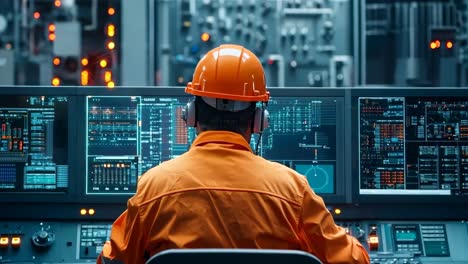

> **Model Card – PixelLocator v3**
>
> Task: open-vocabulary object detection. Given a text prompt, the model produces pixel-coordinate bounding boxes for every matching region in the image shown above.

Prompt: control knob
[31,225,55,248]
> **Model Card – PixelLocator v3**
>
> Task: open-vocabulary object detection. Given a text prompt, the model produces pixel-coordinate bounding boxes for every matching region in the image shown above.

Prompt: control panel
[338,221,468,264]
[0,221,467,263]
[0,222,112,263]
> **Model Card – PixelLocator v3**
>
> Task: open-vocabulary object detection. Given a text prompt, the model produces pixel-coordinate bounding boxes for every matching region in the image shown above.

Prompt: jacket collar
[191,131,253,152]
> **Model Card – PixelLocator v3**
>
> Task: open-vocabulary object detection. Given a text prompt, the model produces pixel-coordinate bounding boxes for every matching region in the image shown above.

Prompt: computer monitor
[353,88,468,203]
[0,94,69,193]
[254,97,339,194]
[84,88,345,200]
[85,95,194,194]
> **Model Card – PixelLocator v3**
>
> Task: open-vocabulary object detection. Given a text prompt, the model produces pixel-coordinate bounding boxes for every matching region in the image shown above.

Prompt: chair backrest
[145,249,323,264]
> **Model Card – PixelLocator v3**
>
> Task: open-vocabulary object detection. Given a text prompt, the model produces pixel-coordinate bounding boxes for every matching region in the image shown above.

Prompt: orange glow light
[0,237,8,246]
[81,58,89,66]
[48,33,56,41]
[108,7,116,16]
[201,32,211,42]
[53,57,61,66]
[368,236,379,244]
[104,71,112,82]
[107,81,115,88]
[107,41,115,50]
[99,59,108,68]
[52,77,60,86]
[54,0,62,7]
[11,237,21,246]
[88,208,95,215]
[107,24,115,37]
[33,12,40,19]
[435,40,441,48]
[334,208,342,215]
[446,41,453,49]
[81,70,89,86]
[48,24,56,32]
[430,41,437,50]
[80,209,87,215]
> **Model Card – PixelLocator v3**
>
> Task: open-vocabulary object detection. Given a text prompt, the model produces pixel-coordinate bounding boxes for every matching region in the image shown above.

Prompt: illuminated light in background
[5,43,12,50]
[107,41,115,50]
[107,81,115,88]
[429,41,437,50]
[99,59,108,68]
[81,70,89,86]
[334,208,342,215]
[81,58,89,66]
[80,209,87,215]
[88,209,95,215]
[33,12,40,19]
[52,77,60,86]
[54,0,62,7]
[53,57,61,66]
[104,71,112,82]
[108,7,116,16]
[177,76,184,84]
[48,33,56,41]
[201,32,211,42]
[107,24,115,37]
[48,24,56,32]
[183,21,191,28]
[446,41,453,49]
[435,40,441,48]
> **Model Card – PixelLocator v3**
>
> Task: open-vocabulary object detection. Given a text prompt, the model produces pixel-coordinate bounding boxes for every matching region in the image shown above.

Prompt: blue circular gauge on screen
[295,164,334,194]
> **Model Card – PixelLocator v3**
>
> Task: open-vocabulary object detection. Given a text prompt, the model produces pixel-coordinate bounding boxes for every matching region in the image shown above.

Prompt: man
[97,44,370,264]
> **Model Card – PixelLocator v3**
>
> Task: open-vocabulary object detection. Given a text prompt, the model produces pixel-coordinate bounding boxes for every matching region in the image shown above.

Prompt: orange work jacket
[97,131,370,264]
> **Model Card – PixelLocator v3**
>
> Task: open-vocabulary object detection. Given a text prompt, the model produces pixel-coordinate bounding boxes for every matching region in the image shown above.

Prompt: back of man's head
[195,96,256,134]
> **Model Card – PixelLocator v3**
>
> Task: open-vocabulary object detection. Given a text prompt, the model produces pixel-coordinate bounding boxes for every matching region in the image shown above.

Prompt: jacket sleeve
[298,186,370,264]
[96,198,147,264]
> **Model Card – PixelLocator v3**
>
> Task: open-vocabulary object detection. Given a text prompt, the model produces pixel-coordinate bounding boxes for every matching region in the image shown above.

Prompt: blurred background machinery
[0,0,467,87]
[360,0,468,87]
[156,0,353,87]
[0,0,120,87]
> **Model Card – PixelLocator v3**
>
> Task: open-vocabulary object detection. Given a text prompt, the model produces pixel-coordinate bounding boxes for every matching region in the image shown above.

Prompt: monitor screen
[86,95,339,195]
[86,96,194,194]
[359,96,468,196]
[255,97,338,194]
[0,96,69,192]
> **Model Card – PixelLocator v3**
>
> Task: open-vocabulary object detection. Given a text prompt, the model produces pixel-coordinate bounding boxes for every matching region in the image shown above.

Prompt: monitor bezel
[350,87,468,204]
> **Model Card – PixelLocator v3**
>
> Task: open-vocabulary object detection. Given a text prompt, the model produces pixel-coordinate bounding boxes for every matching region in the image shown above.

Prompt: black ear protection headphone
[182,97,269,134]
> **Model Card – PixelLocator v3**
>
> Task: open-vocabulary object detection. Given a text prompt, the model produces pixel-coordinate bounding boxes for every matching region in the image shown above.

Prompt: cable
[255,133,262,155]
[255,102,267,155]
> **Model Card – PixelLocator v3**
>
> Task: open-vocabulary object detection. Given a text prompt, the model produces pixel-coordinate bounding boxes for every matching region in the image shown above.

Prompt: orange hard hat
[185,44,270,102]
